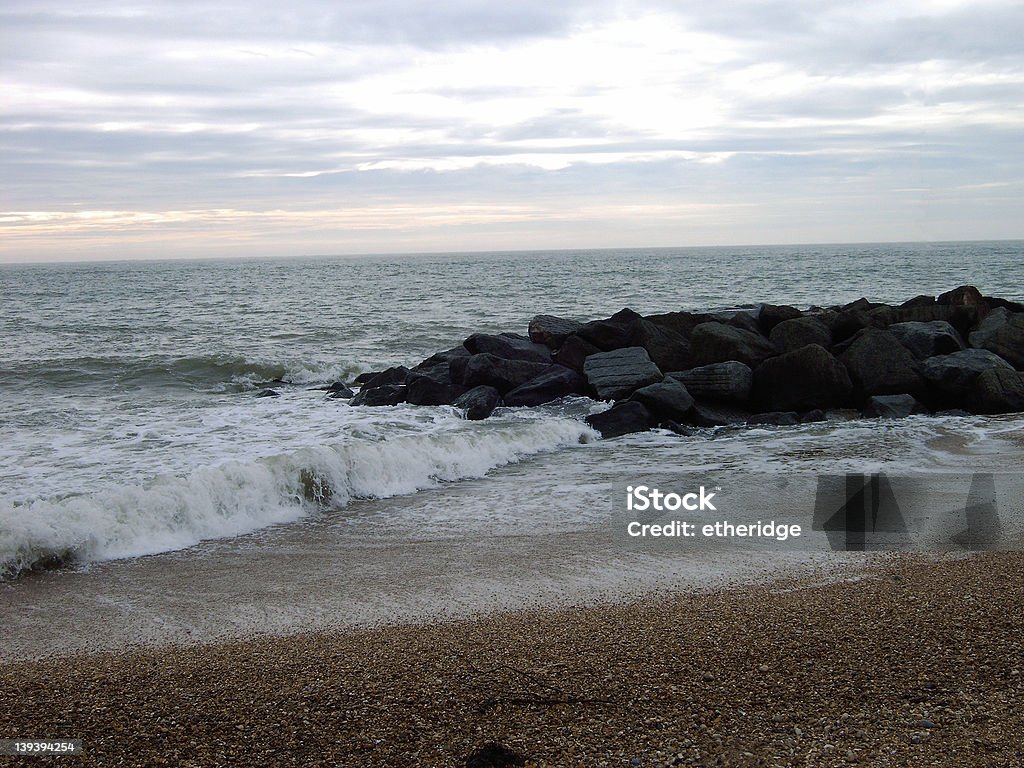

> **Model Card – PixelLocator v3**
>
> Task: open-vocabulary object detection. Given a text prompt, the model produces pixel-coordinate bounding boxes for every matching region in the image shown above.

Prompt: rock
[800,409,827,422]
[717,310,762,335]
[553,334,602,372]
[628,317,691,372]
[461,354,552,394]
[770,316,832,354]
[576,308,642,351]
[690,321,777,368]
[969,368,1024,414]
[503,365,585,406]
[863,394,928,419]
[352,371,379,386]
[644,310,705,339]
[974,311,1024,369]
[686,401,752,427]
[968,307,1011,349]
[747,411,800,426]
[463,332,552,363]
[405,368,467,406]
[921,349,1014,400]
[888,321,965,359]
[669,361,753,403]
[584,401,653,438]
[891,303,978,336]
[583,346,663,400]
[901,294,936,308]
[839,329,923,397]
[326,383,355,399]
[938,285,985,308]
[628,377,695,421]
[256,389,280,398]
[350,384,407,406]
[758,304,803,334]
[412,346,470,373]
[829,308,873,344]
[754,344,853,411]
[362,366,411,389]
[453,385,501,420]
[528,315,582,348]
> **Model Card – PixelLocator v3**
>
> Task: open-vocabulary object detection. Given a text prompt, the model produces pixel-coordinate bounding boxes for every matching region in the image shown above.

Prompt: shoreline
[3,552,1022,767]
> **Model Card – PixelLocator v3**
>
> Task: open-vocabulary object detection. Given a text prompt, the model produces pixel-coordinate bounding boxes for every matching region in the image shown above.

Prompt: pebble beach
[2,551,1021,767]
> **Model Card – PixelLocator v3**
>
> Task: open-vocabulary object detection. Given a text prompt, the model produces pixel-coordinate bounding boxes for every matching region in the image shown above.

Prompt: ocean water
[1,241,1023,584]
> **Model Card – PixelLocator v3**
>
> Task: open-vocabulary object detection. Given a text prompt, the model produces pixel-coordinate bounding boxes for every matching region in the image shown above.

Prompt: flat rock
[528,315,583,349]
[669,361,753,403]
[628,377,695,421]
[584,401,652,438]
[689,321,777,368]
[503,365,585,406]
[863,394,928,419]
[583,346,663,401]
[969,368,1024,414]
[770,316,832,355]
[464,332,552,363]
[888,321,965,359]
[453,385,501,420]
[839,328,923,397]
[754,343,853,411]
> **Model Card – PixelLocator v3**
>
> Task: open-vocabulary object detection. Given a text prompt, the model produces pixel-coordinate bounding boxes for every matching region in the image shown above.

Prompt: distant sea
[2,241,1023,582]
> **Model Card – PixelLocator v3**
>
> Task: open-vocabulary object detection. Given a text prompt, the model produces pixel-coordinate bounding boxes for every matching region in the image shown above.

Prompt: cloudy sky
[2,0,1022,261]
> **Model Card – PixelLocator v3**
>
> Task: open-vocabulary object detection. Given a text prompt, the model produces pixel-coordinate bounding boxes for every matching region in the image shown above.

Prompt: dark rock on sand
[463,333,552,364]
[628,317,690,372]
[969,368,1024,414]
[453,385,501,420]
[553,334,602,373]
[583,346,663,400]
[689,321,777,368]
[888,321,965,359]
[528,315,583,349]
[584,401,653,438]
[350,384,407,406]
[576,308,642,351]
[863,394,928,419]
[770,316,832,355]
[669,361,753,403]
[460,354,552,394]
[754,343,853,411]
[363,366,411,389]
[503,365,585,406]
[839,328,923,397]
[921,349,1014,400]
[628,377,695,421]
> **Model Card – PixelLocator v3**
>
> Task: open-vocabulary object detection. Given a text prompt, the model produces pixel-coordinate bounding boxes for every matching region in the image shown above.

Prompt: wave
[0,416,596,579]
[0,354,363,392]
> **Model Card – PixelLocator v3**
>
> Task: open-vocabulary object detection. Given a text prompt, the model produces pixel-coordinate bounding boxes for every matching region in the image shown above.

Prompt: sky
[1,0,1023,262]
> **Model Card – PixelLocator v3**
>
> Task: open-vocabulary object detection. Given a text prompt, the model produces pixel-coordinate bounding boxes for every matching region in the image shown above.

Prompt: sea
[2,241,1023,658]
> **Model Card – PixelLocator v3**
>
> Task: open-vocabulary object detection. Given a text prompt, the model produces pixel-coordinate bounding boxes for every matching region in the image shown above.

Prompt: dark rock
[628,377,695,421]
[326,383,355,399]
[463,332,552,363]
[644,310,705,338]
[363,366,411,389]
[256,389,280,398]
[888,321,965,359]
[754,344,853,411]
[839,328,923,397]
[669,361,753,403]
[553,334,601,373]
[891,303,978,336]
[413,346,470,372]
[968,307,1010,349]
[350,384,407,406]
[405,368,468,406]
[689,321,777,368]
[799,409,827,422]
[770,316,832,354]
[935,409,971,417]
[969,368,1024,414]
[453,385,501,420]
[758,304,803,334]
[528,315,583,348]
[863,394,929,419]
[747,411,800,426]
[938,285,986,308]
[717,310,762,335]
[686,401,752,427]
[921,349,1014,400]
[901,294,936,308]
[973,311,1024,369]
[461,354,552,394]
[576,308,642,351]
[628,317,690,372]
[829,308,873,344]
[583,346,663,400]
[503,365,585,406]
[660,420,700,436]
[584,401,653,438]
[465,741,526,768]
[352,372,379,386]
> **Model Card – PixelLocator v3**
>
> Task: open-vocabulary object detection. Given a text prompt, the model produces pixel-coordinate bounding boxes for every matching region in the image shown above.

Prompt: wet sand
[2,552,1022,767]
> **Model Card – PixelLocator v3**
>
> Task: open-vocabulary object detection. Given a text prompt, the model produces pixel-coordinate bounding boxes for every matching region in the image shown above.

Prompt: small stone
[916,719,935,729]
[910,734,922,745]
[758,664,771,673]
[701,673,715,682]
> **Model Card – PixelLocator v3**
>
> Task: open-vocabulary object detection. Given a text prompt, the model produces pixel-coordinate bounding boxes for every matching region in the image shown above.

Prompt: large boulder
[362,366,411,389]
[453,386,501,420]
[463,333,552,363]
[838,328,923,398]
[829,308,873,344]
[968,307,1011,349]
[689,322,777,368]
[669,361,753,403]
[628,377,695,421]
[628,318,691,372]
[753,344,853,411]
[350,384,407,406]
[969,368,1024,414]
[553,334,602,373]
[686,401,753,427]
[890,303,978,336]
[528,315,583,349]
[413,346,470,372]
[888,321,965,359]
[863,394,928,419]
[503,365,585,406]
[758,304,803,334]
[460,354,552,394]
[583,346,663,401]
[973,311,1024,370]
[921,349,1014,401]
[644,310,705,339]
[585,401,653,438]
[405,369,468,406]
[576,308,642,351]
[770,316,832,355]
